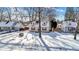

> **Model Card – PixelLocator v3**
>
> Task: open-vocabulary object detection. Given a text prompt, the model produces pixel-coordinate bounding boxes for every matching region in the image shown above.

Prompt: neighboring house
[61,21,77,32]
[0,21,24,31]
[15,22,25,31]
[0,21,15,31]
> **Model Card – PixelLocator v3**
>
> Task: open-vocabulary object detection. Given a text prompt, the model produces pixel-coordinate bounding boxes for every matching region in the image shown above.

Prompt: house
[15,22,25,31]
[0,21,15,31]
[56,23,62,32]
[0,21,24,31]
[29,15,52,32]
[61,21,77,32]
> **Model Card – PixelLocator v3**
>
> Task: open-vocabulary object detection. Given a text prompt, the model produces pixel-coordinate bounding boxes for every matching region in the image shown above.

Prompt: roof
[0,22,17,27]
[62,21,77,28]
[14,23,24,28]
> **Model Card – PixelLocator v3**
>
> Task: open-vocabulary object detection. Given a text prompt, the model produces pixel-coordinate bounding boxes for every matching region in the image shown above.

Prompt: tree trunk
[74,20,78,40]
[38,7,42,38]
[74,27,77,40]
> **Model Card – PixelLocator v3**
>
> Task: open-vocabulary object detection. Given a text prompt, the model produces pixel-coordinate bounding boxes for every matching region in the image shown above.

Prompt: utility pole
[38,7,42,38]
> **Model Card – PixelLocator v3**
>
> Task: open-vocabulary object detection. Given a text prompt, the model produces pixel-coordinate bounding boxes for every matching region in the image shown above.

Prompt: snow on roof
[0,22,16,27]
[68,22,77,28]
[14,23,24,28]
[6,22,15,27]
[62,21,77,28]
[0,22,6,27]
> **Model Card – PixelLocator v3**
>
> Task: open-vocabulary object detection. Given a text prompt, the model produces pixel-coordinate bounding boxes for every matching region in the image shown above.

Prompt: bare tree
[74,7,79,40]
[23,7,43,38]
[19,7,39,27]
[12,7,19,22]
[0,7,5,21]
[23,7,56,38]
[6,8,12,21]
[45,7,56,21]
[23,7,33,21]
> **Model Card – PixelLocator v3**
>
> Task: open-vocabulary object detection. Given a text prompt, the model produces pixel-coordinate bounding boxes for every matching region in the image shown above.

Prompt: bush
[19,33,24,37]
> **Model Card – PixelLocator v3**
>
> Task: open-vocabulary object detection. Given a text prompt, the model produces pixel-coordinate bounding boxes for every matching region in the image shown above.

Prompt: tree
[65,7,75,21]
[14,7,19,22]
[6,7,12,21]
[31,7,42,38]
[46,7,56,21]
[74,7,79,40]
[38,7,42,38]
[34,7,56,38]
[23,7,33,21]
[0,7,5,21]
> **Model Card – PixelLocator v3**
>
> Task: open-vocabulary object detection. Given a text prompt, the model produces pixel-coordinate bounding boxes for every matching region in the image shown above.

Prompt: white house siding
[61,21,69,32]
[61,21,77,32]
[29,17,51,32]
[14,23,24,30]
[41,20,51,32]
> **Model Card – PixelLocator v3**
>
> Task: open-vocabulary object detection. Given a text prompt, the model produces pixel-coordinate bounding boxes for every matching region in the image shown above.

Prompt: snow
[0,22,6,27]
[14,23,23,28]
[0,31,79,51]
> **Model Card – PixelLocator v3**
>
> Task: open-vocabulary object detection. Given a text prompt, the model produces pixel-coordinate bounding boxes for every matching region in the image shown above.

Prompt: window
[32,22,35,26]
[0,27,1,31]
[31,27,35,30]
[42,22,46,26]
[69,23,71,25]
[42,27,47,30]
[36,21,39,24]
[12,27,15,30]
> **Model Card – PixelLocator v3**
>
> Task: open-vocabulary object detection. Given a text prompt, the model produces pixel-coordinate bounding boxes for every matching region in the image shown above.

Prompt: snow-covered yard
[0,31,79,51]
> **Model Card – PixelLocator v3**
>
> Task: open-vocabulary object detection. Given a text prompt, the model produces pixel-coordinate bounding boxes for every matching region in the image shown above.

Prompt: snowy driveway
[0,31,79,51]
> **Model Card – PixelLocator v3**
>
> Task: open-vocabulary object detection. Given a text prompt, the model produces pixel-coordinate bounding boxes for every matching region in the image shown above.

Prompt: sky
[0,7,66,21]
[55,7,66,21]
